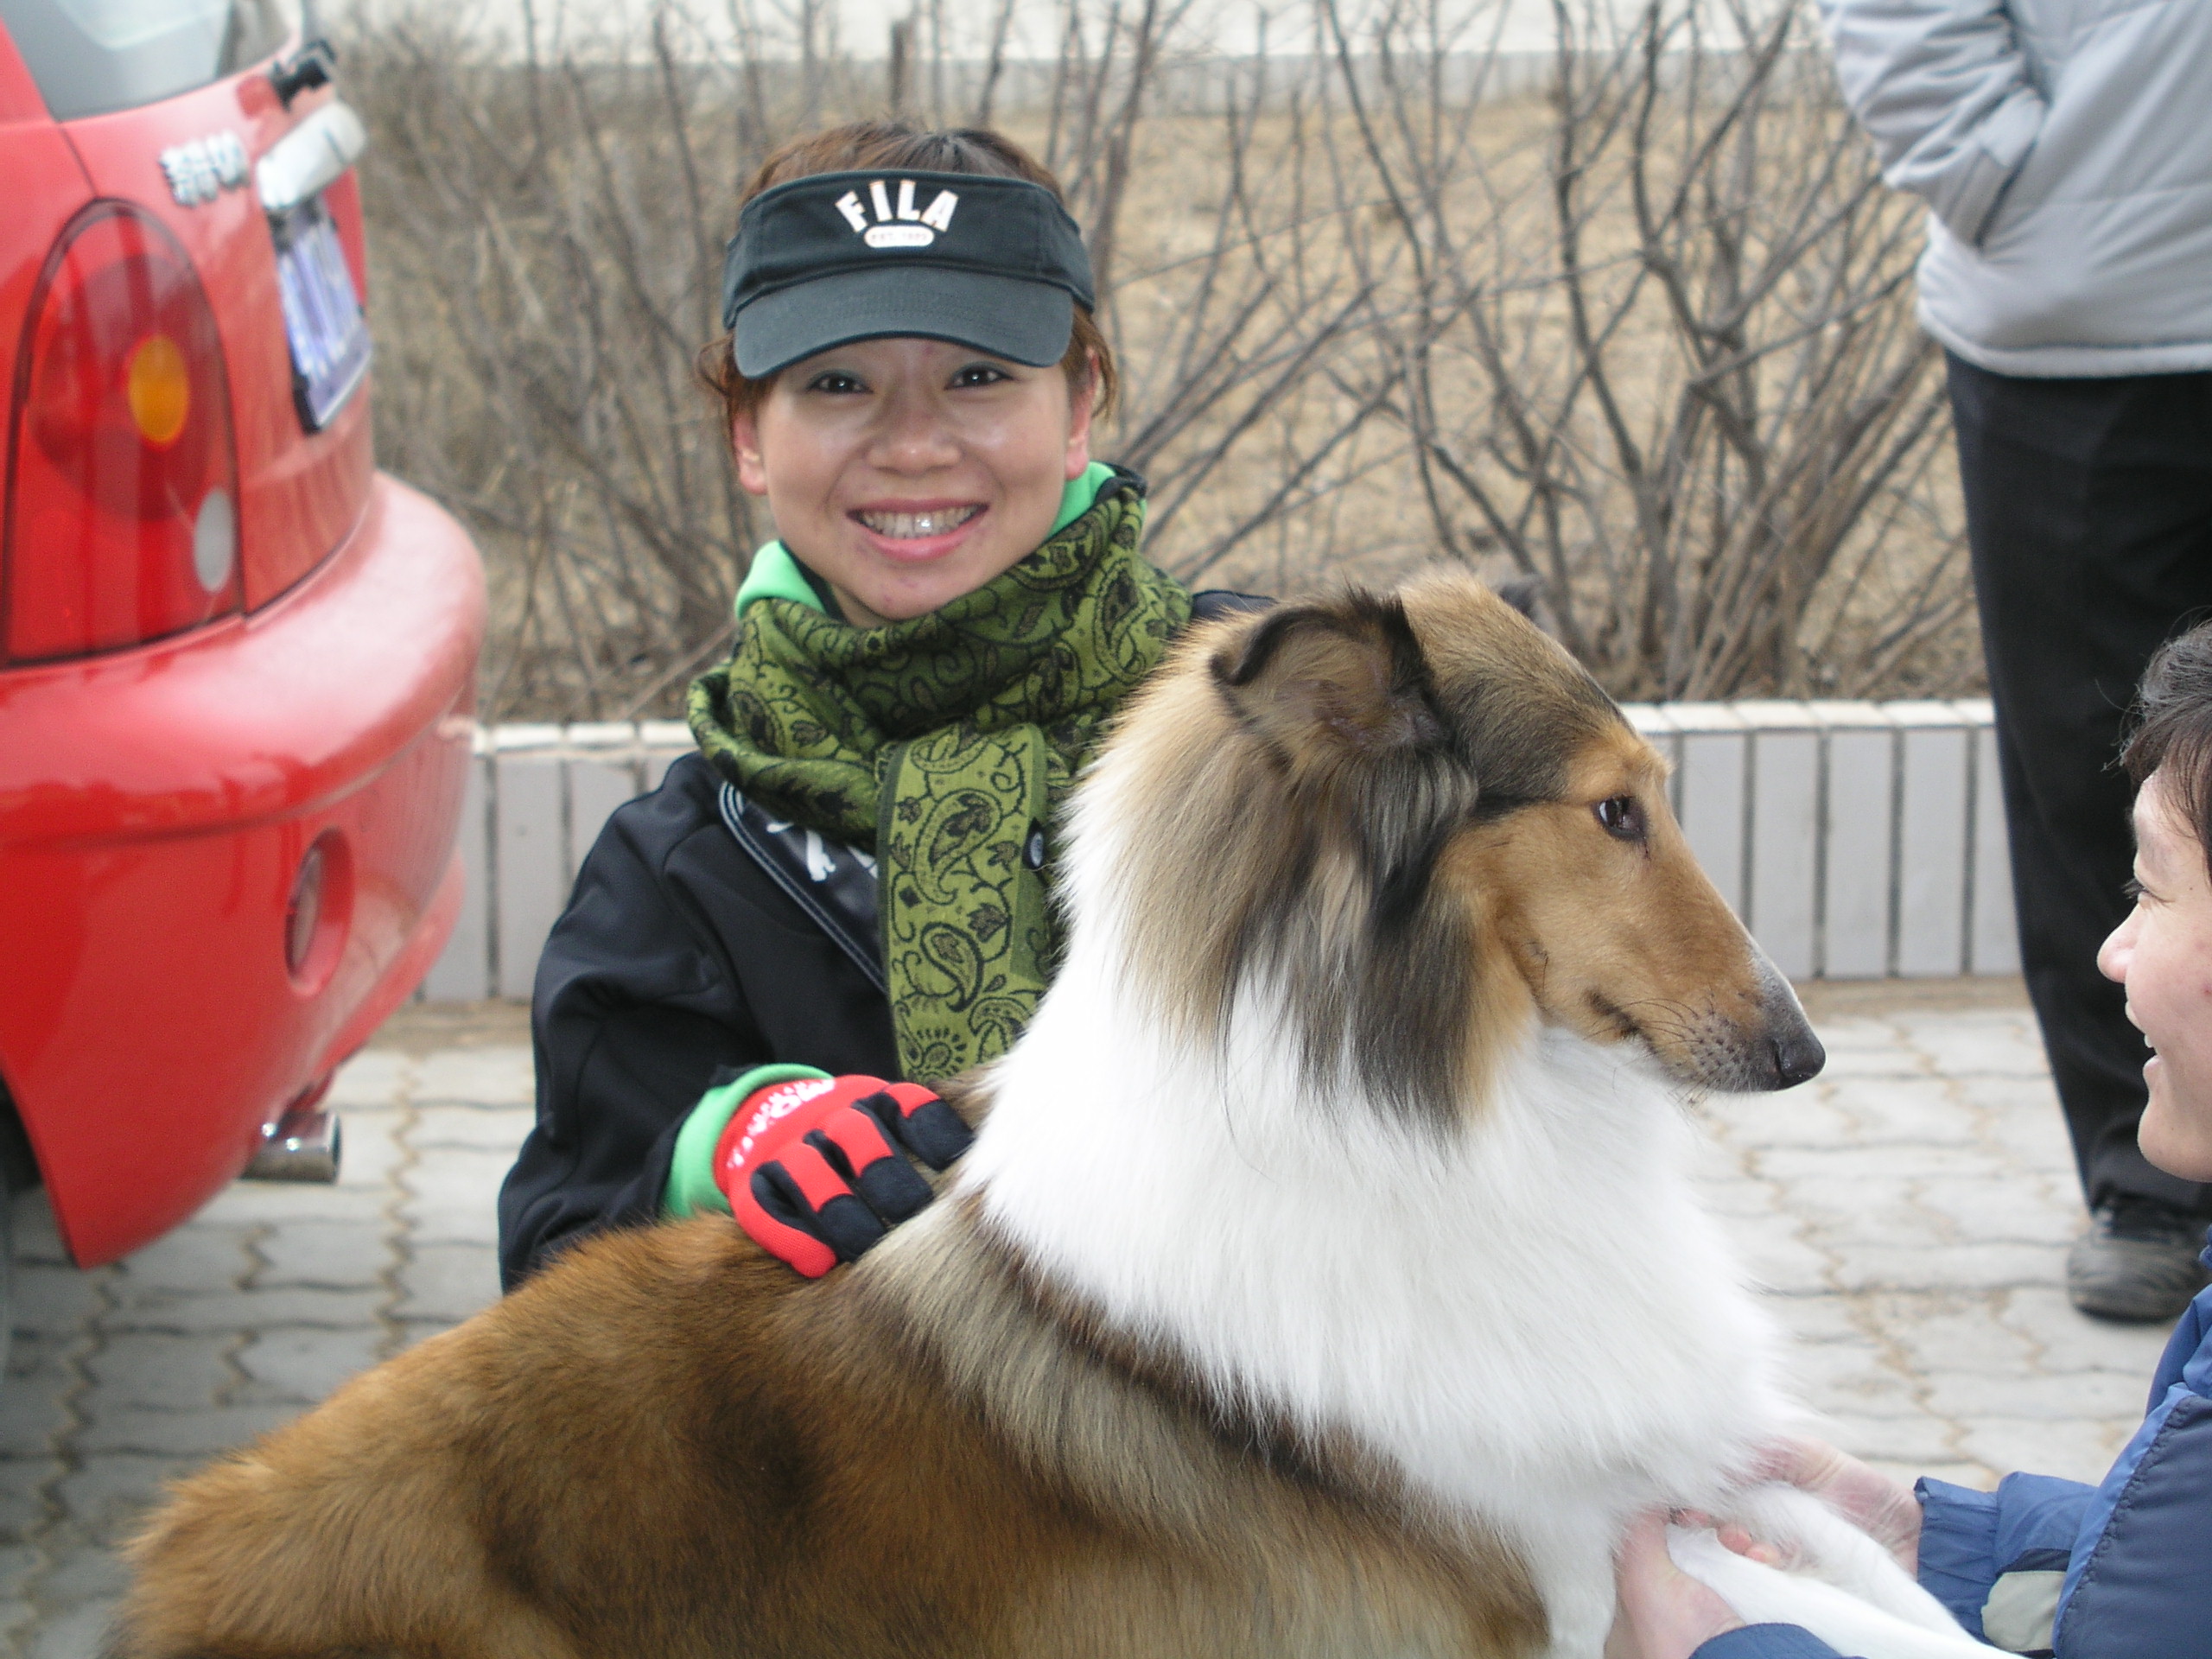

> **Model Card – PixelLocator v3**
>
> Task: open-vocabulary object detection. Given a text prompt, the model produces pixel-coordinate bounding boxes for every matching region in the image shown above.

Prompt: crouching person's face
[2101,769,2212,1181]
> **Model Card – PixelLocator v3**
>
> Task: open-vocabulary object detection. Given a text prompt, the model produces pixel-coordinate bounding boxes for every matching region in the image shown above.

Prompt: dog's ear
[1211,594,1445,761]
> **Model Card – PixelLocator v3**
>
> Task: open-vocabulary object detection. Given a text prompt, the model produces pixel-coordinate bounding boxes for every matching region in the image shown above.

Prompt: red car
[0,3,484,1282]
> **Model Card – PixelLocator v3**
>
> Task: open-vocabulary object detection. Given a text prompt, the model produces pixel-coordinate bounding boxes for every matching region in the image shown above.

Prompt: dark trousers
[1948,353,2212,1216]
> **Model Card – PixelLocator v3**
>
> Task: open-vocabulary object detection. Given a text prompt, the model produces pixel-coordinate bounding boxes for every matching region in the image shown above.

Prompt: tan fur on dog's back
[116,1194,1545,1658]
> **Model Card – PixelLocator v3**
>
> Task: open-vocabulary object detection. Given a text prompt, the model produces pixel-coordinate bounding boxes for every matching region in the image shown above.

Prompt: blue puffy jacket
[1693,1249,2212,1658]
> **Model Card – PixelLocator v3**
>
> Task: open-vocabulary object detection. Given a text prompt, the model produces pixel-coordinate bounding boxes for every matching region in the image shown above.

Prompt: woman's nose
[868,392,959,471]
[2098,909,2138,984]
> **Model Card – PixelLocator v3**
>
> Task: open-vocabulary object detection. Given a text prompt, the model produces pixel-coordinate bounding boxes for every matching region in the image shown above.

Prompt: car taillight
[3,204,241,664]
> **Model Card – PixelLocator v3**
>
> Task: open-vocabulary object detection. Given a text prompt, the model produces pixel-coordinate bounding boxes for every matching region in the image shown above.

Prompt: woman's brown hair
[697,121,1116,424]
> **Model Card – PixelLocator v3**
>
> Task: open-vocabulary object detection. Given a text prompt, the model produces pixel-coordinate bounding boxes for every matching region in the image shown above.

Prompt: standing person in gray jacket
[1821,0,2212,1319]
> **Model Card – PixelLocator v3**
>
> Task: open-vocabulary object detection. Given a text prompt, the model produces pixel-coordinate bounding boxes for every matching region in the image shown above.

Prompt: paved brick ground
[0,987,2181,1655]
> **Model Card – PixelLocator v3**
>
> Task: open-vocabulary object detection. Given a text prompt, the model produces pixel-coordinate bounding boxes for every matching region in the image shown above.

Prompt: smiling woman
[495,121,1259,1290]
[728,336,1092,626]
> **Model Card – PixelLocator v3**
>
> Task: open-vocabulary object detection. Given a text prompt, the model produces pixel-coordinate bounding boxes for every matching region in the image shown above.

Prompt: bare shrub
[346,0,1977,720]
[1320,0,1972,699]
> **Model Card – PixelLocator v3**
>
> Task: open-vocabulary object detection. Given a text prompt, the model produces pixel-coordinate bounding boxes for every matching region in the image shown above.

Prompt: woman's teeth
[856,505,982,539]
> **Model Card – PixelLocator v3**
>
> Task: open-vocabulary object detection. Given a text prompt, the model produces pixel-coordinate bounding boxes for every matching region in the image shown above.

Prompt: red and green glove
[665,1067,973,1278]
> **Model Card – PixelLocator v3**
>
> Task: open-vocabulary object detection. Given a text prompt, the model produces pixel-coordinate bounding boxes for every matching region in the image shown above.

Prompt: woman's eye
[1595,796,1645,841]
[805,372,866,395]
[950,364,1010,388]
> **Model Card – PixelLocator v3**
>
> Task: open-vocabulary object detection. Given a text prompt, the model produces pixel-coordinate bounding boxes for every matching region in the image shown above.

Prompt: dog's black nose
[1772,1028,1826,1089]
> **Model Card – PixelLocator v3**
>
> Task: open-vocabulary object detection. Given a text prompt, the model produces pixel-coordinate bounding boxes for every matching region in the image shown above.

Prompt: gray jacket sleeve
[1818,1,2048,244]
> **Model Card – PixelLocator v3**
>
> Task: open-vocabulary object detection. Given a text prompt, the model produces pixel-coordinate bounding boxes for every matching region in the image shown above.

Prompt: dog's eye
[1594,796,1644,841]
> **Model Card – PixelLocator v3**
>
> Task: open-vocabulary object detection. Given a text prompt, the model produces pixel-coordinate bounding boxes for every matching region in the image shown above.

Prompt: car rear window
[0,0,298,120]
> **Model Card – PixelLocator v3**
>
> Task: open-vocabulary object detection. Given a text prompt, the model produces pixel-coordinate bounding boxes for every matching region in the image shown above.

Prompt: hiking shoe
[2066,1199,2212,1323]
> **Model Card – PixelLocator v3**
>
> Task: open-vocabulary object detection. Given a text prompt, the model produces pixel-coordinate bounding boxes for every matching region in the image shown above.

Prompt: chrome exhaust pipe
[244,1080,342,1183]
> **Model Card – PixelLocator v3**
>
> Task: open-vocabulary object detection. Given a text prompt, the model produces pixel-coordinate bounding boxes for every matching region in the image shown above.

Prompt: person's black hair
[2123,617,2212,874]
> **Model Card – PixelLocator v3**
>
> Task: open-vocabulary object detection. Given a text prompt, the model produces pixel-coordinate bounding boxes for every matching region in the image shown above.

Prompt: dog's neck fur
[926,776,1794,1648]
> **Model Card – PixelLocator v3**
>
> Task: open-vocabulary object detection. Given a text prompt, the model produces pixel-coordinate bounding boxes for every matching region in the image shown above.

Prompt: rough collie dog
[111,575,1991,1658]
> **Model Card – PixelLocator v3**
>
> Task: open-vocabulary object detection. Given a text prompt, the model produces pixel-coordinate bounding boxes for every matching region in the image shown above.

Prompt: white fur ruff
[949,761,1987,1656]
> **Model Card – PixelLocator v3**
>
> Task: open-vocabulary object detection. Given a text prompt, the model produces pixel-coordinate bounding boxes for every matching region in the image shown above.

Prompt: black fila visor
[721,169,1096,378]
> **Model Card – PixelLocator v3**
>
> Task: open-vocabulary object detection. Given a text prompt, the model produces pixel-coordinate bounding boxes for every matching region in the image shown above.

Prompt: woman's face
[2099,769,2212,1181]
[731,335,1092,627]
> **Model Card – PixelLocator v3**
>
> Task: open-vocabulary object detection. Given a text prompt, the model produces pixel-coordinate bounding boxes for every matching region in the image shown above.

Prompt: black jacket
[497,590,1266,1289]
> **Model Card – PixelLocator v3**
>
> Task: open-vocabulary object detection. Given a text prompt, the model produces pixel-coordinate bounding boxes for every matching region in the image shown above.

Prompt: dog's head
[1075,572,1822,1130]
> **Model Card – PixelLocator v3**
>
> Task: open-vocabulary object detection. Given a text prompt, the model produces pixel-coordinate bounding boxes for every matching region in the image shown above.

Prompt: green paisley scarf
[687,471,1190,1083]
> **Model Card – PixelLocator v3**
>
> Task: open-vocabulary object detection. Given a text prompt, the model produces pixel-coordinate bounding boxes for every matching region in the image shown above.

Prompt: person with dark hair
[1818,0,2212,1320]
[1611,620,2212,1658]
[495,121,1259,1288]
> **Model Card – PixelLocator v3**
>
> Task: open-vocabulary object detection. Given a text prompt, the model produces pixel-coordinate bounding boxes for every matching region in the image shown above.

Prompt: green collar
[733,461,1117,619]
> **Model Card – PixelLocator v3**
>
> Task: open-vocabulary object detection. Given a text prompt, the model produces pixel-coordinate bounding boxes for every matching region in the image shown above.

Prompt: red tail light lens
[3,205,241,664]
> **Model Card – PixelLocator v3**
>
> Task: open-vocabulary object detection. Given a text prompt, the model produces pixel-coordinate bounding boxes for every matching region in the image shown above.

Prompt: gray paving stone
[1879,1299,2040,1378]
[1762,1294,1868,1345]
[82,1335,234,1412]
[0,1338,76,1462]
[392,1242,501,1325]
[26,1597,121,1659]
[1826,1242,2069,1294]
[1996,1286,2176,1374]
[8,1268,100,1343]
[1721,1217,1834,1294]
[1891,1015,2052,1077]
[252,1220,391,1290]
[32,1547,128,1603]
[0,1600,36,1648]
[51,1454,195,1546]
[1783,1342,1923,1417]
[396,1150,510,1245]
[6,1198,68,1269]
[0,1548,37,1604]
[1809,1040,1931,1080]
[1798,1196,1953,1253]
[1694,1178,1787,1221]
[1802,1017,1904,1052]
[189,1183,390,1227]
[97,1287,382,1335]
[1821,1077,1983,1147]
[1957,1417,2131,1487]
[1911,1176,2082,1244]
[1700,1081,1853,1141]
[0,1463,53,1544]
[79,1403,299,1459]
[411,1104,535,1154]
[328,1109,410,1192]
[325,1049,411,1109]
[411,1046,533,1106]
[1753,1143,1998,1184]
[233,1326,385,1406]
[0,1365,66,1459]
[1809,1409,1963,1466]
[109,1230,251,1298]
[1922,1368,2147,1424]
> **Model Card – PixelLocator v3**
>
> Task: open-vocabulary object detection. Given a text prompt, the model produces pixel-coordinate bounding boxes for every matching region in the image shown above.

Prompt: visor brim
[733,266,1076,378]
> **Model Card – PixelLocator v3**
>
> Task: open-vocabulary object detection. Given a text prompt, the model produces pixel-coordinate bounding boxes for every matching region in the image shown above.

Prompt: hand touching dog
[1611,1440,1929,1659]
[715,1074,973,1275]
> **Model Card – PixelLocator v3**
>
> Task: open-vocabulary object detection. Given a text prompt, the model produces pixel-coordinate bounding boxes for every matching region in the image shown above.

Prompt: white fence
[419,699,2018,1001]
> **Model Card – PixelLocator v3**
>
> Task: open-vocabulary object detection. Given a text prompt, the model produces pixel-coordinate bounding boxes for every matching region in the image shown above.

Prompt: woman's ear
[731,410,769,497]
[1064,353,1096,480]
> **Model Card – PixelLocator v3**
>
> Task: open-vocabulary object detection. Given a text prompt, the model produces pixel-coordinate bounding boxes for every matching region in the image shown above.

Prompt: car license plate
[273,197,371,432]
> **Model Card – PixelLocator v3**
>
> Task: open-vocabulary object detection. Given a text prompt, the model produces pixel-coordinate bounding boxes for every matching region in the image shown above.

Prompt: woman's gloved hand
[713,1075,973,1277]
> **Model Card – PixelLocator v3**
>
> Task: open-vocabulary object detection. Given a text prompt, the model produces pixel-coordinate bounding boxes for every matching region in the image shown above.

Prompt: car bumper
[0,475,486,1266]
